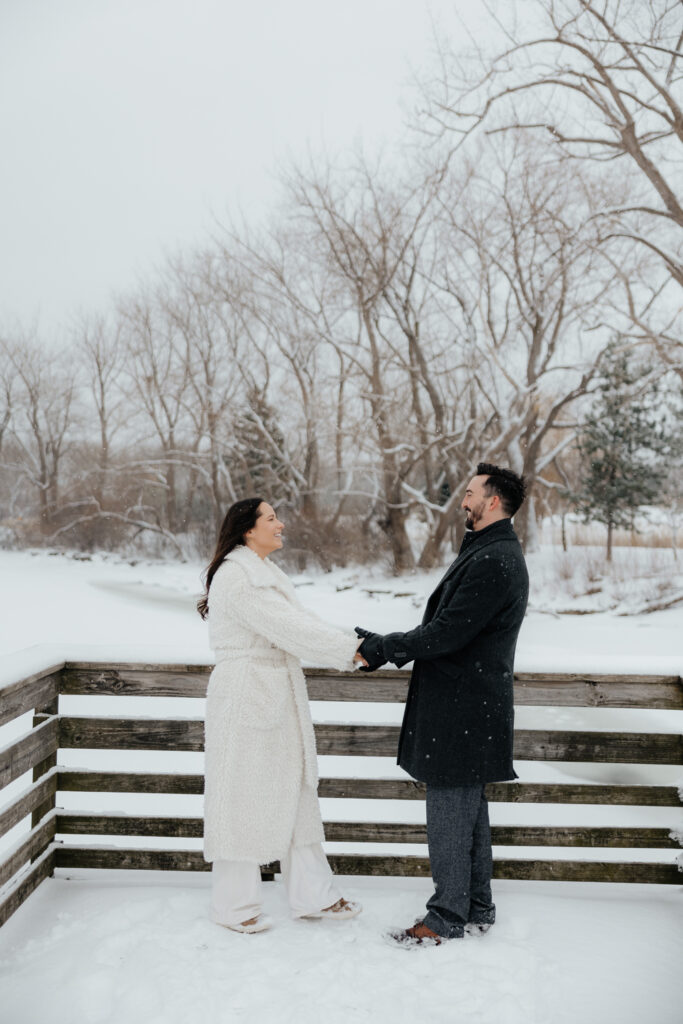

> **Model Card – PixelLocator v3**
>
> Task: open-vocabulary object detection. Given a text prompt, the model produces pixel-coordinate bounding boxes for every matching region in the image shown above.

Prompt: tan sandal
[225,913,273,933]
[303,898,362,920]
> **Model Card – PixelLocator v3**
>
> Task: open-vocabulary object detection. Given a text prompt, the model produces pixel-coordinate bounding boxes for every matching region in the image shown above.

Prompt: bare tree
[3,334,77,534]
[0,338,15,460]
[160,250,248,532]
[208,244,310,511]
[424,0,683,369]
[238,246,333,524]
[433,136,615,548]
[119,290,193,534]
[596,243,683,383]
[279,154,470,571]
[73,313,127,510]
[222,220,384,565]
[157,244,309,547]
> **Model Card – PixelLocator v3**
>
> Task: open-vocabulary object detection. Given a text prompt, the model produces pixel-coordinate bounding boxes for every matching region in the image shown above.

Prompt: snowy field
[0,546,682,1023]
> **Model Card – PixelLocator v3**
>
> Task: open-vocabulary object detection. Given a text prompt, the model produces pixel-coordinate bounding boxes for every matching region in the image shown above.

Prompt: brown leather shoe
[388,920,444,947]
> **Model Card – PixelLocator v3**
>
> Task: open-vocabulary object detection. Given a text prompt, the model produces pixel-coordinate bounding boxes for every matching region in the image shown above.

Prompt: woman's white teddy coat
[203,544,358,865]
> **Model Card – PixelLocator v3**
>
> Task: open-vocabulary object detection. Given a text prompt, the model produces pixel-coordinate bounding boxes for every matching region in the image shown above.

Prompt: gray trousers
[423,783,495,939]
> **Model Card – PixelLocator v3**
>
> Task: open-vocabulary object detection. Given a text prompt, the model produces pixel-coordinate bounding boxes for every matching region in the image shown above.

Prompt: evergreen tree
[572,342,669,560]
[233,388,293,502]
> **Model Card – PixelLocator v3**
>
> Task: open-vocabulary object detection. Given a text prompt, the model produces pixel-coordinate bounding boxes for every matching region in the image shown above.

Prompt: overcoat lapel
[423,522,516,624]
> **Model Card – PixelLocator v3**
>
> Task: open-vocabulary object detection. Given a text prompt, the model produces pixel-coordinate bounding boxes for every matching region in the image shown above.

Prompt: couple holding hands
[199,463,528,947]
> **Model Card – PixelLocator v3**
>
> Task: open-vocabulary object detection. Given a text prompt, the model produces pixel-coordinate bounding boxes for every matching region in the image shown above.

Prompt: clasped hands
[353,626,386,672]
[353,647,369,667]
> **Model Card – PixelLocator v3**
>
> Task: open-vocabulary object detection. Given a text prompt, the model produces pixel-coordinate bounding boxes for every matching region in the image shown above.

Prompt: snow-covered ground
[0,547,681,1023]
[0,544,681,671]
[1,872,680,1024]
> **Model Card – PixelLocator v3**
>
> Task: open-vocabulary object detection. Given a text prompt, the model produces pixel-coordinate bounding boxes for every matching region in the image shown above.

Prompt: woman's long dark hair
[197,497,264,620]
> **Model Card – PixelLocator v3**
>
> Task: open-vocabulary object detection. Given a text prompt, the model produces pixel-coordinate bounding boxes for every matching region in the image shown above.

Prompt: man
[356,463,529,947]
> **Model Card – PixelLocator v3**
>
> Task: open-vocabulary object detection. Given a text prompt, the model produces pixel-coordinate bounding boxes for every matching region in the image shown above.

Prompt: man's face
[461,475,491,531]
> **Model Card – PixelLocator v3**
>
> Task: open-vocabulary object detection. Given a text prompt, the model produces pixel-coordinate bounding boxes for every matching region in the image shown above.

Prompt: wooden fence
[1,661,682,927]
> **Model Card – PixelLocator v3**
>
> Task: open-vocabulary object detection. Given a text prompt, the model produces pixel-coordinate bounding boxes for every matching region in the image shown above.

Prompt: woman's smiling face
[245,502,284,558]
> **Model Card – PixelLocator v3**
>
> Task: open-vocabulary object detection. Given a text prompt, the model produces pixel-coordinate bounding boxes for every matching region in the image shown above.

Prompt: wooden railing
[0,661,61,927]
[1,661,682,927]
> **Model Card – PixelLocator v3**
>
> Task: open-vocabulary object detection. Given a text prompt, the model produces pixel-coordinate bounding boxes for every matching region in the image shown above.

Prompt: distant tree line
[1,0,681,570]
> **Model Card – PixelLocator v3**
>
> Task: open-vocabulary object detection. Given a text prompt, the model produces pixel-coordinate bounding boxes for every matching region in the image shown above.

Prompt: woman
[198,497,366,933]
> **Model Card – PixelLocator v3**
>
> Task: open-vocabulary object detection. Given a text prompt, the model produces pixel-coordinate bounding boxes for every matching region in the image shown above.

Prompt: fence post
[30,688,59,866]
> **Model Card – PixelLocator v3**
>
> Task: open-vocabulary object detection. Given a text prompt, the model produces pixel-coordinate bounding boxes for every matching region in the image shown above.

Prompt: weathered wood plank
[492,826,679,848]
[62,661,210,675]
[59,717,205,751]
[0,718,59,790]
[326,854,432,877]
[0,847,56,929]
[57,770,206,794]
[55,846,210,872]
[512,673,683,709]
[491,859,681,884]
[51,846,681,884]
[322,779,683,806]
[32,695,60,832]
[51,846,324,877]
[58,717,406,755]
[325,823,680,848]
[53,814,679,849]
[485,782,683,806]
[314,724,401,756]
[58,664,683,708]
[329,856,682,884]
[0,670,61,727]
[60,666,404,701]
[318,777,427,800]
[513,730,683,764]
[315,672,683,709]
[306,674,409,702]
[0,771,58,839]
[59,665,407,699]
[52,842,276,881]
[54,771,681,807]
[0,815,56,888]
[56,814,204,839]
[56,717,683,764]
[60,666,210,698]
[331,726,683,763]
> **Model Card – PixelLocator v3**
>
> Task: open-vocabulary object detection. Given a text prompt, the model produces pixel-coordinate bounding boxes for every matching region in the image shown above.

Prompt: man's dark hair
[476,463,526,517]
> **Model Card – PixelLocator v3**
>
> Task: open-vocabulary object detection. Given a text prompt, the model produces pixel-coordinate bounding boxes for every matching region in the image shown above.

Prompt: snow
[0,871,681,1024]
[0,546,681,674]
[0,547,682,1022]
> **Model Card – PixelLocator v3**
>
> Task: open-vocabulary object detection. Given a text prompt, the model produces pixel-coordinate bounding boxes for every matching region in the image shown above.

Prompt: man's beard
[464,500,486,531]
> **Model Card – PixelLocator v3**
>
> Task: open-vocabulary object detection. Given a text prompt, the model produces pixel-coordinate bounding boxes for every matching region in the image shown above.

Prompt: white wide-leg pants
[210,843,341,927]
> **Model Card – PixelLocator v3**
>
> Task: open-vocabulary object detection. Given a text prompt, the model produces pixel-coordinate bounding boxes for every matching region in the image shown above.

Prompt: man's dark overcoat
[374,518,529,785]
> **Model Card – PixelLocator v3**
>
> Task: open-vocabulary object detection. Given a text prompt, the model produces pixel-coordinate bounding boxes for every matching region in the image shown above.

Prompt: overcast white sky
[0,0,493,338]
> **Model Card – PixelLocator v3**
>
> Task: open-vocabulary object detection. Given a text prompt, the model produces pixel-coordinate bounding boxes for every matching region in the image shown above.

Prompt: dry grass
[538,542,680,614]
[545,520,678,551]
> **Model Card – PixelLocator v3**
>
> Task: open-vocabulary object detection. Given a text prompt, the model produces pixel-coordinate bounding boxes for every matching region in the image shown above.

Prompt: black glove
[354,626,387,672]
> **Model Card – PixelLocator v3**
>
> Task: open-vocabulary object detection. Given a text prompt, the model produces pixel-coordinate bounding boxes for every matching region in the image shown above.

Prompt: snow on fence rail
[1,662,682,927]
